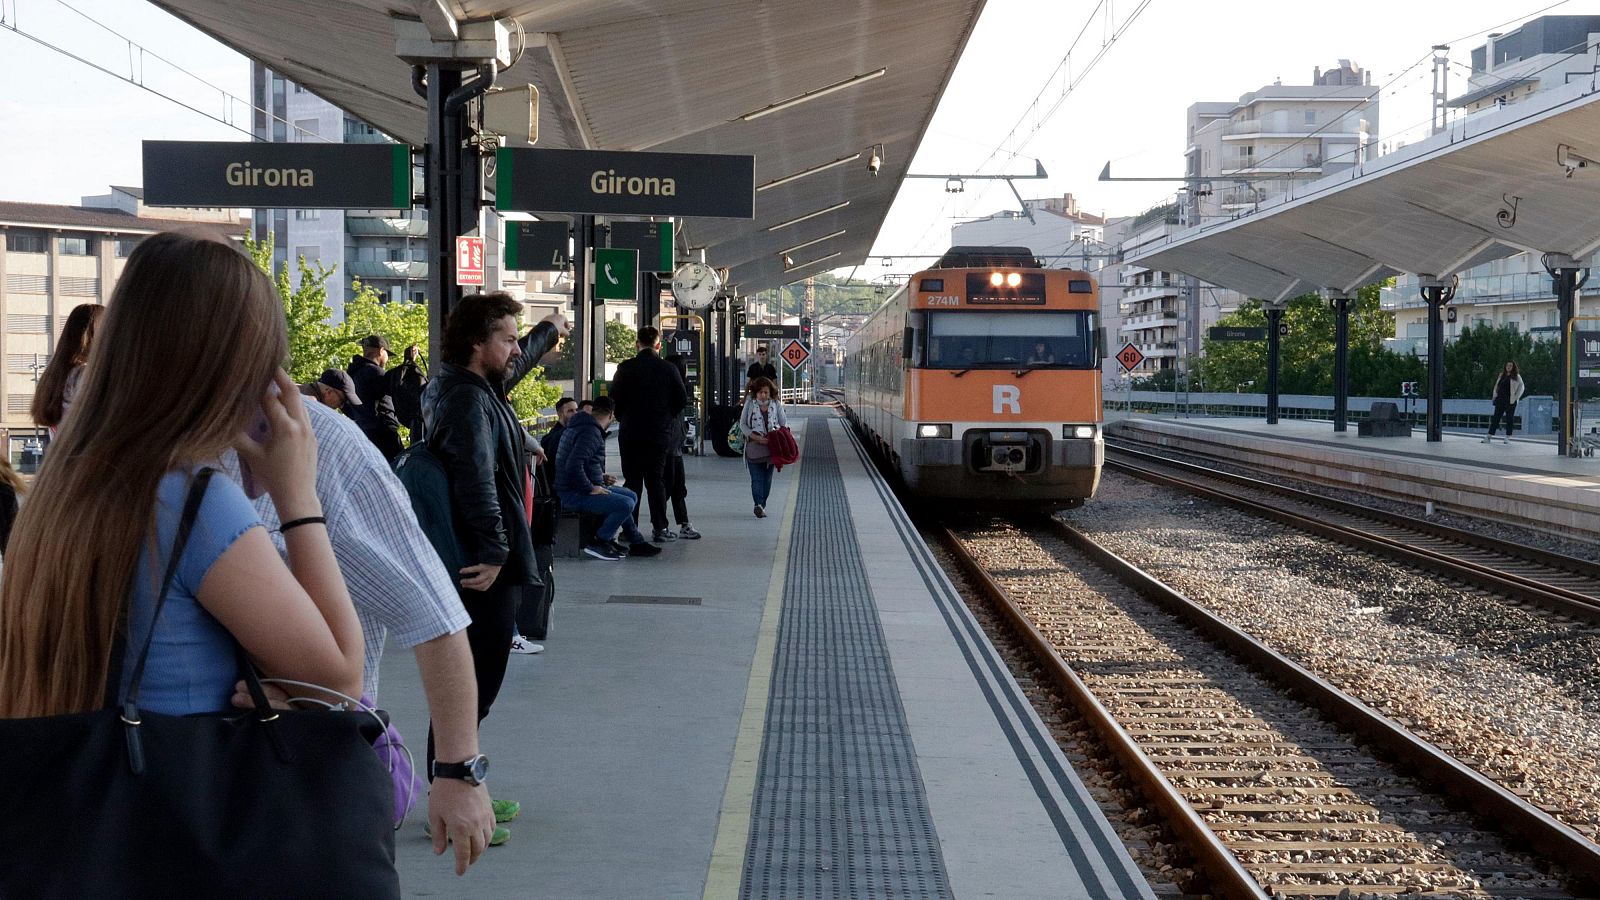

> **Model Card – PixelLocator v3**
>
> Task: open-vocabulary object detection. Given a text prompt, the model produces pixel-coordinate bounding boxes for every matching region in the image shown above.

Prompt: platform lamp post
[1325,290,1355,432]
[1542,253,1589,456]
[1417,274,1456,442]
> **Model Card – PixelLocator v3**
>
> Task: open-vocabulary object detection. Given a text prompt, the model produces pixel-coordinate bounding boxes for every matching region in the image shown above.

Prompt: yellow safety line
[701,416,811,900]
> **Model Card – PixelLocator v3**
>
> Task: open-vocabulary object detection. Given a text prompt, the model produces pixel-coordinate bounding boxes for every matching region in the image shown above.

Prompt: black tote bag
[0,469,400,899]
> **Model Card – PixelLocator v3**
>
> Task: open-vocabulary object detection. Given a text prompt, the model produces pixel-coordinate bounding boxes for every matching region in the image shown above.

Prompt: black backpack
[389,364,427,433]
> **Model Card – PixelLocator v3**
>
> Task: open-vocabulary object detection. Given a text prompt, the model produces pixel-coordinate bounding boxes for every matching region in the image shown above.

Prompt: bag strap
[121,468,215,709]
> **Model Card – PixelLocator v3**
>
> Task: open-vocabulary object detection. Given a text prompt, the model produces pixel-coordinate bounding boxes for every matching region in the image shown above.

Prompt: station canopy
[148,0,988,293]
[1125,76,1600,301]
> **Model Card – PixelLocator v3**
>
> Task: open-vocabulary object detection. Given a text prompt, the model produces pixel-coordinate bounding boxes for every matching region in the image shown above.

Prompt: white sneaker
[1503,436,1511,444]
[1482,435,1492,443]
[510,635,545,655]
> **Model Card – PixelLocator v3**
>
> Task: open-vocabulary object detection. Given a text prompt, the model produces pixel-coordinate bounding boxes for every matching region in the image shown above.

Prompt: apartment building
[1384,15,1600,351]
[0,188,246,456]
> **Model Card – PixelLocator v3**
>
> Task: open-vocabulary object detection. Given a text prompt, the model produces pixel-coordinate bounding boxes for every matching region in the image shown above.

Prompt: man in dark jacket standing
[747,344,778,381]
[347,334,405,461]
[608,326,688,543]
[420,292,566,816]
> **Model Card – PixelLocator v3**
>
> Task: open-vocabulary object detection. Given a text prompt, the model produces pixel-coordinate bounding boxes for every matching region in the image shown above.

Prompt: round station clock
[671,262,722,310]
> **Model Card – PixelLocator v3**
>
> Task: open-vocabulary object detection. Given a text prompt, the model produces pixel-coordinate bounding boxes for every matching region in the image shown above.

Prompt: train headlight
[1006,272,1022,287]
[989,272,1004,287]
[1063,424,1097,439]
[916,423,952,439]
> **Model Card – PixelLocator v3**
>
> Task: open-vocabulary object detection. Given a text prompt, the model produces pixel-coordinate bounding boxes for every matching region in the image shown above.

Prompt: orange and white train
[841,246,1104,511]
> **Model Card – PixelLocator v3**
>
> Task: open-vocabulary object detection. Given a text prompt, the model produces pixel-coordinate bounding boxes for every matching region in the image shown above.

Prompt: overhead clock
[670,262,722,310]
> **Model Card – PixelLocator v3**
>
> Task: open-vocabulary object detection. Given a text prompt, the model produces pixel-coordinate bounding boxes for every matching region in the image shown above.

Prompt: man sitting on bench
[554,396,662,561]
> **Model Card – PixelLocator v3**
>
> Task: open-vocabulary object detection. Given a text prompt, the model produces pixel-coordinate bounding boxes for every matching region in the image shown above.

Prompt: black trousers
[1488,400,1517,436]
[664,455,689,525]
[427,579,517,775]
[620,440,670,532]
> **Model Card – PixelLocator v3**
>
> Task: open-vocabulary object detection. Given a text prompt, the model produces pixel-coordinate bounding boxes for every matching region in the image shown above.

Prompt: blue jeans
[747,460,775,508]
[559,485,646,545]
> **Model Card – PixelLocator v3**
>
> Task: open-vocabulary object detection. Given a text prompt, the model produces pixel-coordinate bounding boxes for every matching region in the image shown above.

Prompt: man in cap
[348,334,405,461]
[301,368,362,413]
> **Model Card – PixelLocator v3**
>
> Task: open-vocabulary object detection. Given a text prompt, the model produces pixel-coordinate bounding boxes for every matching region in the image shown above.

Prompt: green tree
[541,319,636,380]
[339,279,428,365]
[1443,322,1559,399]
[1200,283,1405,396]
[245,235,345,381]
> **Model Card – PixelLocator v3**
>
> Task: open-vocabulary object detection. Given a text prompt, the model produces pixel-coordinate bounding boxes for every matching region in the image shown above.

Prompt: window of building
[293,118,319,141]
[1304,109,1316,124]
[6,231,45,253]
[273,120,286,141]
[293,209,321,220]
[57,235,95,256]
[113,237,141,257]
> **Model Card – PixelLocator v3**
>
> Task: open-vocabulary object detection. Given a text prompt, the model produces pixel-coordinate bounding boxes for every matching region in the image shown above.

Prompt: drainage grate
[740,423,952,900]
[605,595,703,605]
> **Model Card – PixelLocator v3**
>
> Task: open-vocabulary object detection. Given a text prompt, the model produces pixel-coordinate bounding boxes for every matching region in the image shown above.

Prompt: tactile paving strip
[741,424,953,900]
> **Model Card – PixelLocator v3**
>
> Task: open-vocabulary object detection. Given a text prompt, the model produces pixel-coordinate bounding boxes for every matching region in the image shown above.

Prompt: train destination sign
[1208,326,1267,342]
[143,141,412,209]
[744,324,799,340]
[495,148,754,218]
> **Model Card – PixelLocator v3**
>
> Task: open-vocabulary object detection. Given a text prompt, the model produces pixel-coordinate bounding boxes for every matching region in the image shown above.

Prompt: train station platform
[377,407,1153,900]
[1107,414,1600,541]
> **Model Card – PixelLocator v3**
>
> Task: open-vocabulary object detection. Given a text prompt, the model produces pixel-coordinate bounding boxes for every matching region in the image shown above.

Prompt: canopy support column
[1327,291,1354,432]
[1418,275,1455,443]
[1543,253,1591,456]
[572,215,596,399]
[1264,304,1285,425]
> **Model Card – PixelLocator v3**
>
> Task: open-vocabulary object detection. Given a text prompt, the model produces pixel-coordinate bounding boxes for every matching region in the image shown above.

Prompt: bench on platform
[1358,401,1412,437]
[556,510,606,558]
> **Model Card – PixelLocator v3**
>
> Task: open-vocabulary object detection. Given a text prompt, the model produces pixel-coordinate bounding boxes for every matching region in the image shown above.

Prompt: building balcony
[1122,282,1179,300]
[348,260,428,280]
[1222,118,1363,139]
[1119,311,1178,331]
[1138,342,1179,357]
[345,217,429,237]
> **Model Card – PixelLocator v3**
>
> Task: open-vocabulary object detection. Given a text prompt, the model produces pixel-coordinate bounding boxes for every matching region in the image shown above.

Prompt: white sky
[0,0,1574,280]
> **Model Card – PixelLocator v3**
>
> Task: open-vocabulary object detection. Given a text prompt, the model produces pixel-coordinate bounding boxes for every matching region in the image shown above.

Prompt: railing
[1103,391,1560,434]
[1223,118,1364,136]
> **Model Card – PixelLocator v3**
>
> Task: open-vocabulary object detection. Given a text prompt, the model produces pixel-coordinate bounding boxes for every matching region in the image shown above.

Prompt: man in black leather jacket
[420,292,566,809]
[608,326,688,542]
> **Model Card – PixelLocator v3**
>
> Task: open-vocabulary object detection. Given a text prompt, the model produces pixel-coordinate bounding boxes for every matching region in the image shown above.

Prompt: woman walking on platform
[1484,360,1525,444]
[31,302,104,433]
[742,376,786,518]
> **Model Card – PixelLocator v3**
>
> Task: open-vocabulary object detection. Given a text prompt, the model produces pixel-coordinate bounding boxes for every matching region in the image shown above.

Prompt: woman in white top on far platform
[741,376,787,518]
[1484,361,1525,444]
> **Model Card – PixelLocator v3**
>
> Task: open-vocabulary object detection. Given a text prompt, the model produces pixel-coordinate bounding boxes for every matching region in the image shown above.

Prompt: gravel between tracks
[1061,472,1600,843]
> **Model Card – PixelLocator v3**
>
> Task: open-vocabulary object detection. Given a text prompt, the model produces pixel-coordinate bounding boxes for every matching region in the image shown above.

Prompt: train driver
[1026,341,1055,366]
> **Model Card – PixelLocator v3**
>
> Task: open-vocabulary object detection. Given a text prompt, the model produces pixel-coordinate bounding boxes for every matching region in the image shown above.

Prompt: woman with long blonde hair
[0,229,364,720]
[31,301,104,431]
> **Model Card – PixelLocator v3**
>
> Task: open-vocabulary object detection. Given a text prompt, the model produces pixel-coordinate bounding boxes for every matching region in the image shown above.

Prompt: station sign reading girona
[142,141,413,209]
[495,147,754,219]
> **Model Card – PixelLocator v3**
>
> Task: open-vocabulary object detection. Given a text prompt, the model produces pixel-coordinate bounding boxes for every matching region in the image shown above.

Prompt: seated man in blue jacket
[555,396,661,560]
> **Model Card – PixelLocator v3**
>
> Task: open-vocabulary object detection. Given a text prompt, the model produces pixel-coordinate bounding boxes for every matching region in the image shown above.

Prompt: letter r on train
[993,385,1021,415]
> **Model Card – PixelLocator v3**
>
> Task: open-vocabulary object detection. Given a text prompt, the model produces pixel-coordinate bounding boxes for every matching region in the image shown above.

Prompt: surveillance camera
[867,150,881,177]
[782,254,794,268]
[1558,144,1595,177]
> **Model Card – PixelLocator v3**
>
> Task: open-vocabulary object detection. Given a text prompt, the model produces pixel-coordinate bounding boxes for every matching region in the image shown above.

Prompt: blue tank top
[118,469,263,715]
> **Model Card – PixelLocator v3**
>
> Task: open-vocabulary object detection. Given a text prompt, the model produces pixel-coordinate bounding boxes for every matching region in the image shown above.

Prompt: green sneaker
[422,822,512,846]
[491,798,521,823]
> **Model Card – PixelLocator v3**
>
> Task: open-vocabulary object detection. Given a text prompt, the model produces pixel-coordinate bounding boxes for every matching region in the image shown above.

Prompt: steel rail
[1039,516,1600,889]
[1107,441,1600,582]
[1103,450,1600,624]
[936,527,1271,900]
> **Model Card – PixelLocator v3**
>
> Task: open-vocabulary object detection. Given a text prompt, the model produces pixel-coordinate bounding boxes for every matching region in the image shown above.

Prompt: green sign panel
[608,220,675,274]
[593,247,638,301]
[504,221,571,271]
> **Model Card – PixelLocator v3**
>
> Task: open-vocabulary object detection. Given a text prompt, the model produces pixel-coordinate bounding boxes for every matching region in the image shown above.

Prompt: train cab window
[926,311,1097,369]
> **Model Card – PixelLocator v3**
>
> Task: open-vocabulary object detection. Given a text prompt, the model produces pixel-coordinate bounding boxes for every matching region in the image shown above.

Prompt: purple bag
[363,694,422,824]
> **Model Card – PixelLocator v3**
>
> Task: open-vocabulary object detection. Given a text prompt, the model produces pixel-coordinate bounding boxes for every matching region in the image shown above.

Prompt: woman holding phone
[0,228,365,720]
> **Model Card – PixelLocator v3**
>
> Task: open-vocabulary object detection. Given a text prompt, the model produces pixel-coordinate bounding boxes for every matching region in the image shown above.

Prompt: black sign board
[504,221,571,271]
[143,141,411,209]
[744,324,799,340]
[608,221,675,274]
[1208,326,1267,342]
[1577,330,1600,388]
[665,328,701,387]
[495,147,754,218]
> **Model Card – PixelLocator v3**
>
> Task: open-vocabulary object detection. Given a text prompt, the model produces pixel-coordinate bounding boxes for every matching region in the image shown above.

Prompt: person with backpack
[347,335,404,462]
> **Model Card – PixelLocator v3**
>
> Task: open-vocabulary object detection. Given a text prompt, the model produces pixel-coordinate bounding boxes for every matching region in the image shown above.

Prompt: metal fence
[1105,391,1560,434]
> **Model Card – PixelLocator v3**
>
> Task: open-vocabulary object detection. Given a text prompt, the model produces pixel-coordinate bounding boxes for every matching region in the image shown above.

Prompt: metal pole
[1332,294,1351,432]
[1556,267,1578,456]
[422,64,462,365]
[572,214,593,399]
[1265,306,1283,425]
[1418,277,1452,443]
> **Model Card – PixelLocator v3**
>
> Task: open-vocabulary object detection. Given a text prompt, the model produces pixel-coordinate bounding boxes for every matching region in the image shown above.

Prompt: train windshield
[925,311,1097,368]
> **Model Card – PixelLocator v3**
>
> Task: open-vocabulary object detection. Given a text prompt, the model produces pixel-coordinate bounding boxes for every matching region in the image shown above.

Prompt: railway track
[939,517,1600,900]
[1103,443,1600,625]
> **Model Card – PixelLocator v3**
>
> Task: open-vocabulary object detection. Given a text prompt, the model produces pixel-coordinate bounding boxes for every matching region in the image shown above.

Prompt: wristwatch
[431,754,489,786]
